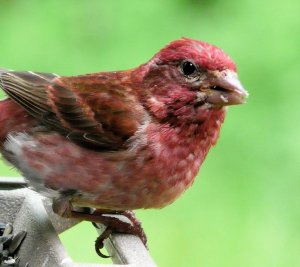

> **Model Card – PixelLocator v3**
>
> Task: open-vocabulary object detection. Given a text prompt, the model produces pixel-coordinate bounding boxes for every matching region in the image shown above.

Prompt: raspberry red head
[156,38,237,72]
[136,38,248,124]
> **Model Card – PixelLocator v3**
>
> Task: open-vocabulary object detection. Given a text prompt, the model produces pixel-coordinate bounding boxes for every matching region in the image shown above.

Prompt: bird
[0,38,248,256]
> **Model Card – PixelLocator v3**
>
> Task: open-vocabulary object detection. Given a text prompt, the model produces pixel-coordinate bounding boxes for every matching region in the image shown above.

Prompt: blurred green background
[0,0,299,266]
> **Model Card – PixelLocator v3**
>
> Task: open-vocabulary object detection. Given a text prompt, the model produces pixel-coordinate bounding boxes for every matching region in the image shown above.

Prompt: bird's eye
[181,61,197,76]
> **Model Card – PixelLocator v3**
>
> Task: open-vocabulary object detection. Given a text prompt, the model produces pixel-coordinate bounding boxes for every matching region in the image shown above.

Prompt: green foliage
[1,0,300,266]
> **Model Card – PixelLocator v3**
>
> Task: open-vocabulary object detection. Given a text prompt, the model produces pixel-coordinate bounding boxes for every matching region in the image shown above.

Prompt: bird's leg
[52,198,74,217]
[52,200,147,258]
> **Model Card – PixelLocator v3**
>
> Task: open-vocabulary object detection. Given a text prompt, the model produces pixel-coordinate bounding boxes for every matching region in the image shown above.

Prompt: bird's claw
[95,227,112,258]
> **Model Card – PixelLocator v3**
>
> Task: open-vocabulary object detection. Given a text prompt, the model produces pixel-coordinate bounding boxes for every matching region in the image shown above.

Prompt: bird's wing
[0,70,147,150]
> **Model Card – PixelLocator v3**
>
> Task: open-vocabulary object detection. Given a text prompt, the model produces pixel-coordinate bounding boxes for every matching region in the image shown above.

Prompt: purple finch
[0,38,248,254]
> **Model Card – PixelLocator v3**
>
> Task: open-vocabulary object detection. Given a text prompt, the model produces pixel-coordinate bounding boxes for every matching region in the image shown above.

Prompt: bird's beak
[204,70,248,106]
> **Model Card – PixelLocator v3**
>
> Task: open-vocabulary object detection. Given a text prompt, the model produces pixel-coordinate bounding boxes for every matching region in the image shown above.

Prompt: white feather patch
[4,133,60,198]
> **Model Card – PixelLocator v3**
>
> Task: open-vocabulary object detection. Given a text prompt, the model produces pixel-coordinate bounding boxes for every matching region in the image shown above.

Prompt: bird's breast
[118,109,226,209]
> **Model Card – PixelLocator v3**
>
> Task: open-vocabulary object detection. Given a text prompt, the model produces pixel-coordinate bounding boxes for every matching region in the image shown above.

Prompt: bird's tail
[0,68,38,143]
[0,68,9,100]
[0,68,8,76]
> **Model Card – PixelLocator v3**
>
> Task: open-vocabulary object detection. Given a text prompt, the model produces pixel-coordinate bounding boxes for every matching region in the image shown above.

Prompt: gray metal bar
[0,176,27,189]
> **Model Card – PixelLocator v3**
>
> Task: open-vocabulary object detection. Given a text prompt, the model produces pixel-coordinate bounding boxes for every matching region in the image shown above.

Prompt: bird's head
[135,38,248,124]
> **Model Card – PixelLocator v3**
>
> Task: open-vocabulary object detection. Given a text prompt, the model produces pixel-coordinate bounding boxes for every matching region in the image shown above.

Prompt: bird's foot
[91,209,147,256]
[90,209,147,258]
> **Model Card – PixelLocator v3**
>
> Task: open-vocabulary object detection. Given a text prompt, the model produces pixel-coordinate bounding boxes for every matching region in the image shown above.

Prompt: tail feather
[0,68,40,144]
[0,68,9,99]
[0,68,9,75]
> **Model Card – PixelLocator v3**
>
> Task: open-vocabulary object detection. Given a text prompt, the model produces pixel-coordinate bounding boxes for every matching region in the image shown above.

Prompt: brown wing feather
[0,70,147,150]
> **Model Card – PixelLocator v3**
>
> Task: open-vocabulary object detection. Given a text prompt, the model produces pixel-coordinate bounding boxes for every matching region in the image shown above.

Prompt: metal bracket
[0,177,157,267]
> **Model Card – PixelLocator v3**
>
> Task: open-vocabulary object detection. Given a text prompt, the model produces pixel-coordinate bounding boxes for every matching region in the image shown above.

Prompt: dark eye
[181,60,197,76]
